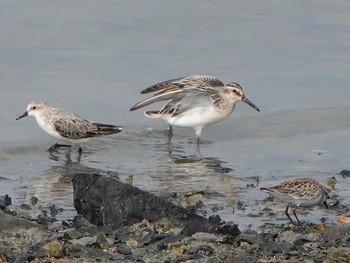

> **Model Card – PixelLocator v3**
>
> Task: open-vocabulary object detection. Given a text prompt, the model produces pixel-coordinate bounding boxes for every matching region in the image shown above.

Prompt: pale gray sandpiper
[16,100,122,152]
[130,75,260,144]
[260,178,329,225]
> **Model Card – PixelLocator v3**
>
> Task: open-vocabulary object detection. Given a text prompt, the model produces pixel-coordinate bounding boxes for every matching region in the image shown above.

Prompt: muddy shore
[1,172,350,263]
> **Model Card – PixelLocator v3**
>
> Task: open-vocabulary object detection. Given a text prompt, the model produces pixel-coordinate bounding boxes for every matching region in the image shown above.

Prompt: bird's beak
[16,111,28,120]
[242,96,260,112]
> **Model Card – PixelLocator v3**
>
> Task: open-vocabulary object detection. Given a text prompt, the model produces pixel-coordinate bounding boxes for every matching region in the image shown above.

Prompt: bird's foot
[47,143,71,152]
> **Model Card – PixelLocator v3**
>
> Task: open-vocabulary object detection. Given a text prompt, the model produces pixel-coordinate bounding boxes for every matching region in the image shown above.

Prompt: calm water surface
[1,0,350,228]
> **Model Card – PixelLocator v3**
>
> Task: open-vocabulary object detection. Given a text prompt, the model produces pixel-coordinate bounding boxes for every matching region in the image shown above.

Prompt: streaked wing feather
[141,77,185,94]
[130,89,185,111]
[140,75,224,94]
[53,116,120,139]
[53,118,92,139]
[131,75,223,111]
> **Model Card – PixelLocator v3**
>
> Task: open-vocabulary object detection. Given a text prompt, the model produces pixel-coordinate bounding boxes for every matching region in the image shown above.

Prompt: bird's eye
[32,106,37,110]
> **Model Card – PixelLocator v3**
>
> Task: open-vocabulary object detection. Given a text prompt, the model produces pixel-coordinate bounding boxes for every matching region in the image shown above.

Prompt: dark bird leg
[166,125,173,144]
[78,147,83,154]
[323,200,329,209]
[292,206,301,225]
[47,143,71,152]
[285,204,297,225]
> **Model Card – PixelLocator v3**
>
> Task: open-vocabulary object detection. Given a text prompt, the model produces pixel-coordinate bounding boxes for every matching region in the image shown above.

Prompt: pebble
[43,240,66,259]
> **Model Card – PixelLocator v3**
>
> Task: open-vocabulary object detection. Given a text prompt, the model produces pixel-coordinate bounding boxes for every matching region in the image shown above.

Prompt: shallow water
[1,0,350,229]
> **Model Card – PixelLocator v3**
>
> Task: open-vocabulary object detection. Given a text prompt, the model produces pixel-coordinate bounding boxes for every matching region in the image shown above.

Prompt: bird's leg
[78,147,83,154]
[194,143,202,160]
[323,200,329,209]
[285,204,296,225]
[292,206,301,225]
[166,125,173,144]
[47,143,71,152]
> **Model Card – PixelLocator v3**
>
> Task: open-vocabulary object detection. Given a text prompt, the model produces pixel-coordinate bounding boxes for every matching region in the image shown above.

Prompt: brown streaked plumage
[260,178,329,225]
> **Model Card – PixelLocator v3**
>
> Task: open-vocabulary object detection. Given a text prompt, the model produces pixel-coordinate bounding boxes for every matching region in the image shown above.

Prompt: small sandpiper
[16,100,122,153]
[260,178,329,225]
[130,75,260,144]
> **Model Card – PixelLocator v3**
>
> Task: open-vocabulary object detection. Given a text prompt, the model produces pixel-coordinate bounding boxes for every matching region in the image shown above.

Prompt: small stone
[185,256,222,263]
[188,244,215,256]
[94,234,108,246]
[64,228,83,240]
[154,217,174,230]
[19,204,31,210]
[0,195,12,209]
[44,240,65,259]
[340,170,350,177]
[208,215,222,224]
[126,239,138,247]
[69,243,89,257]
[191,232,221,242]
[117,245,132,255]
[125,175,134,185]
[224,255,253,263]
[31,196,38,205]
[218,222,241,237]
[0,243,12,261]
[238,232,263,245]
[324,247,350,263]
[170,243,187,254]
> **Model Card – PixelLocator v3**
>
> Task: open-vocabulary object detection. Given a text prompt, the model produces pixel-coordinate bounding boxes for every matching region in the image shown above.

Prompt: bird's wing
[52,114,96,139]
[141,75,224,94]
[130,75,224,111]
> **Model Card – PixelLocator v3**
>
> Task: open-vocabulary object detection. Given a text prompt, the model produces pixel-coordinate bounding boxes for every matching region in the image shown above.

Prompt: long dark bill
[242,96,260,112]
[16,111,28,120]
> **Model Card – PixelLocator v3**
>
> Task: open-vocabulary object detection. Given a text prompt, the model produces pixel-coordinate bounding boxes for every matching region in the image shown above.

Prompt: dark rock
[224,255,252,263]
[340,170,350,177]
[217,222,241,237]
[238,232,263,245]
[92,234,108,247]
[19,204,31,210]
[68,243,91,259]
[262,240,284,256]
[73,214,96,228]
[208,215,222,225]
[49,205,63,217]
[117,245,132,255]
[36,213,57,225]
[73,172,230,236]
[0,210,44,231]
[64,228,83,240]
[188,244,215,256]
[31,196,38,205]
[0,195,12,210]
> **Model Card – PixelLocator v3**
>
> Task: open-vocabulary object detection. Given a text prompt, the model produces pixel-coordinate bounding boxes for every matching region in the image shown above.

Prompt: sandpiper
[260,178,329,225]
[130,75,260,144]
[16,100,122,152]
